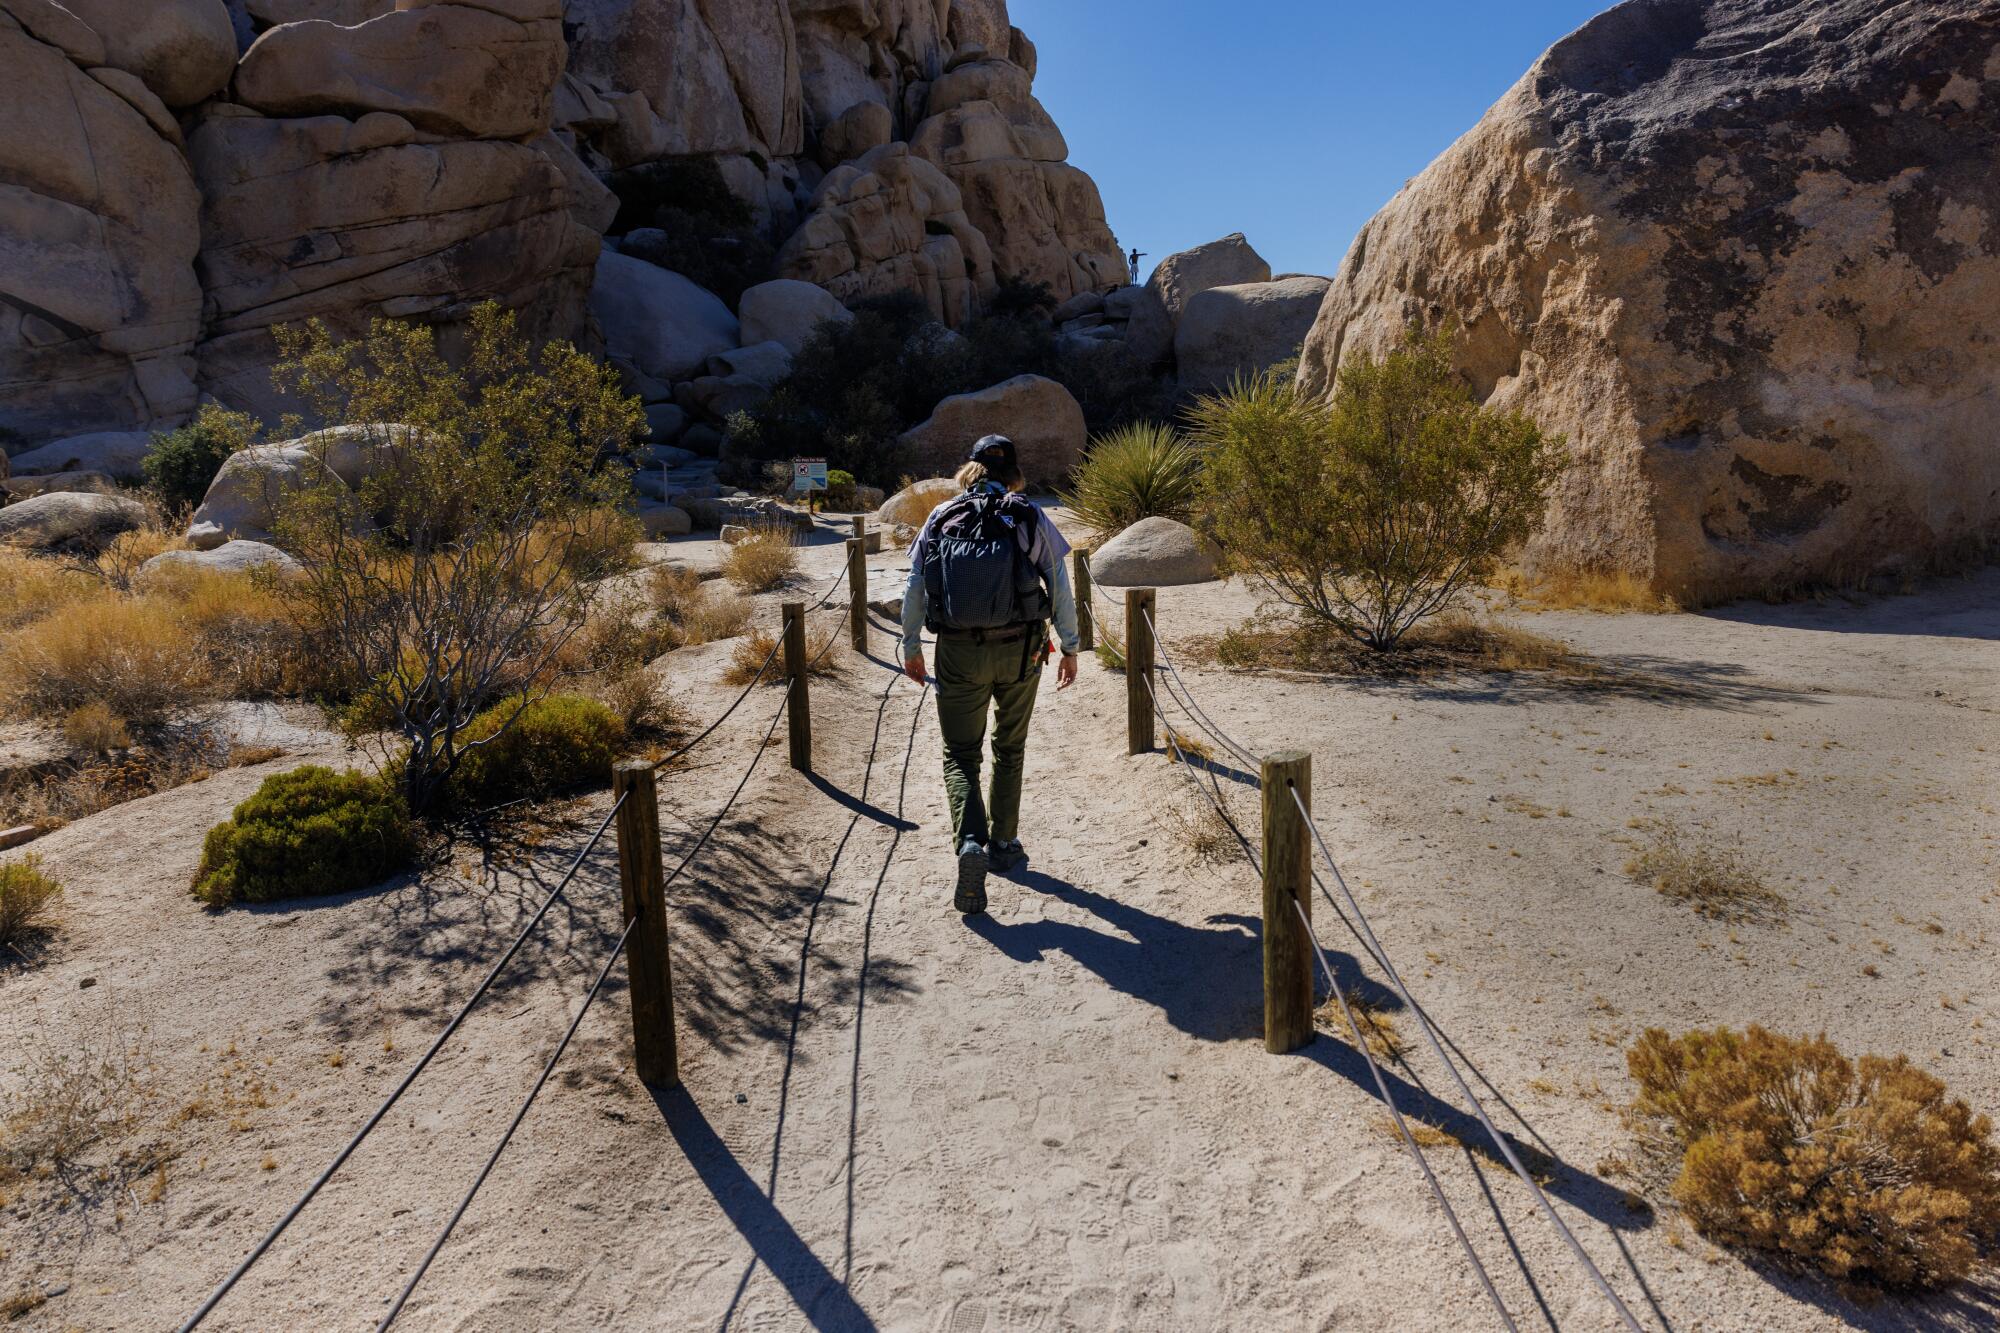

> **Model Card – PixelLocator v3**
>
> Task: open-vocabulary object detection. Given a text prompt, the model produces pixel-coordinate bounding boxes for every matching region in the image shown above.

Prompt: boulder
[634,502,693,539]
[777,143,996,329]
[293,422,419,490]
[141,540,302,579]
[0,17,203,438]
[678,374,767,422]
[1102,284,1173,368]
[1146,233,1271,327]
[643,403,689,443]
[188,444,346,544]
[1087,516,1218,588]
[1296,0,2000,603]
[0,491,148,551]
[533,132,619,235]
[877,475,961,524]
[590,251,740,385]
[706,341,794,388]
[737,279,853,357]
[1175,276,1331,395]
[2,471,119,500]
[817,98,893,167]
[1052,290,1105,323]
[9,431,156,482]
[897,374,1085,488]
[58,0,235,107]
[234,0,565,140]
[189,110,596,419]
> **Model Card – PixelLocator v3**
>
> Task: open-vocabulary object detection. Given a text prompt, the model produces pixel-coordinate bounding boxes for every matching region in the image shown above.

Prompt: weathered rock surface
[777,143,996,328]
[707,341,793,387]
[897,374,1084,487]
[235,0,565,140]
[0,491,148,550]
[0,8,204,438]
[141,539,301,578]
[62,0,236,108]
[1297,0,2000,601]
[1147,233,1271,327]
[1176,276,1331,395]
[188,444,345,543]
[9,431,156,482]
[591,251,740,384]
[737,278,853,356]
[1100,284,1173,368]
[633,501,692,538]
[1087,516,1218,587]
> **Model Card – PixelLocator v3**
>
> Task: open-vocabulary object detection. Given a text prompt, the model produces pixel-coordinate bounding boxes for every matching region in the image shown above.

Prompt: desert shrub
[589,667,679,736]
[445,694,626,811]
[0,549,89,629]
[607,155,776,304]
[1491,566,1678,614]
[653,564,751,645]
[0,1023,147,1184]
[0,856,62,952]
[0,590,207,725]
[1627,1026,2000,1291]
[1625,820,1784,922]
[1059,421,1201,539]
[151,567,312,699]
[143,404,256,508]
[61,703,130,754]
[986,275,1057,319]
[192,766,416,907]
[1189,329,1568,649]
[724,524,799,592]
[268,303,642,812]
[824,468,858,510]
[1198,608,1581,679]
[1050,341,1176,434]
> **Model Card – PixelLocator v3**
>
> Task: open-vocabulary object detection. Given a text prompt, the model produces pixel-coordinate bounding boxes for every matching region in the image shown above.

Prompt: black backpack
[921,490,1051,632]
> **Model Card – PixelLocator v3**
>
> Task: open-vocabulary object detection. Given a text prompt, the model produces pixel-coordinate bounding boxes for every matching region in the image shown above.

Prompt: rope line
[177,792,631,1333]
[1291,785,1644,1332]
[1138,605,1262,771]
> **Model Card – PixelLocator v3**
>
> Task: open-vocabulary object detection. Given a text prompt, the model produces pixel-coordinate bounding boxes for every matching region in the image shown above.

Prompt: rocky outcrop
[1147,234,1271,328]
[0,2,204,439]
[1088,516,1218,587]
[897,373,1084,486]
[776,143,996,327]
[1297,0,2000,601]
[1176,276,1330,395]
[62,0,237,108]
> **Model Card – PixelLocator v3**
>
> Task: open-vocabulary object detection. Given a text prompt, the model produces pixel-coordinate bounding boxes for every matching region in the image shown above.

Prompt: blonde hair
[955,461,990,490]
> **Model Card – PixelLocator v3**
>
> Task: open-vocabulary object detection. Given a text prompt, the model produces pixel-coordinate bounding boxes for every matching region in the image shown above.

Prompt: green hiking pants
[934,631,1044,848]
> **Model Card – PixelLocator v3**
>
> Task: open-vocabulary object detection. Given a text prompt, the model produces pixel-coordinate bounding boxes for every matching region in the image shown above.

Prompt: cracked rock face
[1298,0,2000,602]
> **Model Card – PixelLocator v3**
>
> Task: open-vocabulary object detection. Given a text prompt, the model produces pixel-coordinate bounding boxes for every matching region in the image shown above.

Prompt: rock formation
[898,373,1085,486]
[1176,275,1330,395]
[1298,0,2000,601]
[1147,233,1271,328]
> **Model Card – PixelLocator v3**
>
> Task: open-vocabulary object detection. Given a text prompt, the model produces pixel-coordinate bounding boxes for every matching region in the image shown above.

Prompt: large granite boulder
[190,108,597,417]
[0,492,148,551]
[9,431,156,483]
[897,374,1085,487]
[1087,516,1218,588]
[591,251,740,384]
[1175,276,1331,395]
[1297,0,2000,603]
[0,4,203,438]
[61,0,236,108]
[1146,233,1271,327]
[738,278,854,356]
[237,0,564,140]
[777,143,996,329]
[189,444,347,544]
[141,539,303,579]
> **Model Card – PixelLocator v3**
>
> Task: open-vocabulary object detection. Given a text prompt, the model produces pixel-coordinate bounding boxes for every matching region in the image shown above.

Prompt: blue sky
[1010,0,1615,281]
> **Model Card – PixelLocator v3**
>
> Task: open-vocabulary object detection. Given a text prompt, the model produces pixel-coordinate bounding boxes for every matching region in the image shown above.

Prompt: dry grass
[0,1023,154,1188]
[1317,992,1409,1062]
[0,725,237,831]
[653,564,752,646]
[1164,730,1216,766]
[61,702,131,754]
[723,524,800,592]
[1162,790,1238,865]
[1197,609,1584,678]
[1624,820,1785,922]
[723,626,843,688]
[0,590,206,725]
[1491,567,1679,614]
[1370,1114,1461,1150]
[1627,1026,2000,1291]
[0,548,90,630]
[0,855,62,955]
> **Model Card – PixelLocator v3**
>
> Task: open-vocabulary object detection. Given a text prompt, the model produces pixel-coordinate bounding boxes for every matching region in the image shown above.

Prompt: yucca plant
[1058,421,1202,541]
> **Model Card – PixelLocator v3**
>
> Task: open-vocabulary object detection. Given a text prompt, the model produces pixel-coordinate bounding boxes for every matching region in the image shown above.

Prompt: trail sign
[792,458,829,494]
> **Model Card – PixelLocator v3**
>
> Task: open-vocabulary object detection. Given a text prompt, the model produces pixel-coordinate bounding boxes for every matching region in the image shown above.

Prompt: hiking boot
[987,839,1026,875]
[953,838,989,914]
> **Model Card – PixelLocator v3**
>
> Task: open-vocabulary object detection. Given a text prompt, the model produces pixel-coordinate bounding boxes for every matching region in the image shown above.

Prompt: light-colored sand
[3,529,1996,1332]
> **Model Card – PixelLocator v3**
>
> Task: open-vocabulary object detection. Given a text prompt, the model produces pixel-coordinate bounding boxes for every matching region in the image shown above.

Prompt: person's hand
[903,653,927,686]
[1056,652,1079,690]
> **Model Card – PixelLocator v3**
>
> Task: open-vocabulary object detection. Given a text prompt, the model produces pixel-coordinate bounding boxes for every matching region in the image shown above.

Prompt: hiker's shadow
[964,867,1399,1043]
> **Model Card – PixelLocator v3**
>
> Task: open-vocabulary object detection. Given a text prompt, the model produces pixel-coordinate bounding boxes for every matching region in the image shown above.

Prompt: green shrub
[0,855,63,950]
[1060,422,1201,540]
[193,766,416,907]
[1189,328,1567,649]
[143,405,257,508]
[608,156,775,305]
[446,694,625,810]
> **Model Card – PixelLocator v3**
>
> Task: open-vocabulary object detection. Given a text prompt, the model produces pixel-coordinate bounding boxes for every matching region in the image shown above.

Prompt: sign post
[792,457,829,515]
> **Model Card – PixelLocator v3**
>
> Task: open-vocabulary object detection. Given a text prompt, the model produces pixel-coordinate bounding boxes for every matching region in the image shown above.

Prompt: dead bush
[0,856,63,955]
[1491,567,1678,614]
[1317,991,1408,1063]
[1625,820,1785,922]
[723,524,800,592]
[1162,789,1237,865]
[0,726,232,830]
[0,1023,151,1185]
[61,703,131,754]
[1197,609,1583,679]
[1627,1025,2000,1291]
[723,624,842,687]
[652,563,752,646]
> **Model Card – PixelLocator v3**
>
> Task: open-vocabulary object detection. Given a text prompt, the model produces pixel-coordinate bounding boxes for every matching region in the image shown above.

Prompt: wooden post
[1261,751,1314,1054]
[613,761,678,1087]
[782,601,811,772]
[846,537,868,653]
[1073,550,1094,653]
[852,514,879,554]
[1125,587,1155,756]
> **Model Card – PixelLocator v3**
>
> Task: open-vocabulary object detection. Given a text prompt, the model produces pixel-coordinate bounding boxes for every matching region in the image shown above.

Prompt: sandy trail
[3,534,1996,1332]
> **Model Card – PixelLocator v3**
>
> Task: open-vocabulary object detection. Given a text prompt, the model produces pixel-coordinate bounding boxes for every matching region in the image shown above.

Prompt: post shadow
[804,771,918,831]
[652,1086,877,1333]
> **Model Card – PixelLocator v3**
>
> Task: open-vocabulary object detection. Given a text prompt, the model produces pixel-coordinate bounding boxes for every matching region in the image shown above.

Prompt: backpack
[921,489,1051,632]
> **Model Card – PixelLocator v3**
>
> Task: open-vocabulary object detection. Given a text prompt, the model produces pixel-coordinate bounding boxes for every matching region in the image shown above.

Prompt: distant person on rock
[1128,248,1146,284]
[902,435,1081,915]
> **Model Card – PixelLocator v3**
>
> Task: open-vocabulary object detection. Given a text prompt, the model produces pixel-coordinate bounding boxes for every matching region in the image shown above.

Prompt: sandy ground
[2,521,1996,1332]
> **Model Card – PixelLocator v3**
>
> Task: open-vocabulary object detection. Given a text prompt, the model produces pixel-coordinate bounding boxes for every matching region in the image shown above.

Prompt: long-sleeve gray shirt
[901,484,1081,658]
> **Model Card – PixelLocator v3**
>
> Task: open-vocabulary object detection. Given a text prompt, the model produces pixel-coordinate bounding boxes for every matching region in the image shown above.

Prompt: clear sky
[1010,0,1616,282]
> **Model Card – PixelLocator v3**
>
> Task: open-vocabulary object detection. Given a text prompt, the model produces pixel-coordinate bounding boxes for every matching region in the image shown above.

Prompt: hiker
[902,435,1081,914]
